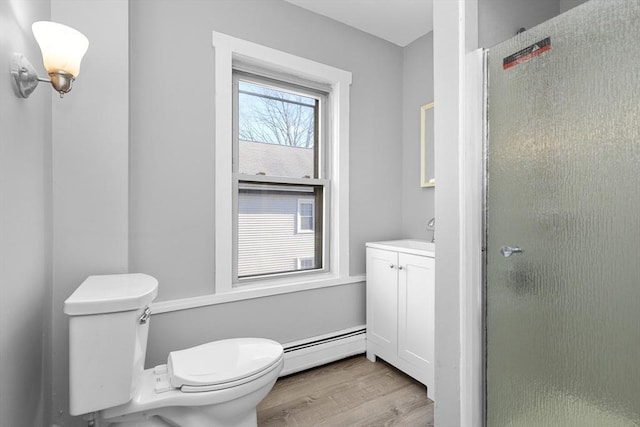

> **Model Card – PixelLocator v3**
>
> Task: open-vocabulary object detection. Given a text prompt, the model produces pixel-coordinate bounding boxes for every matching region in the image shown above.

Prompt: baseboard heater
[280,326,366,377]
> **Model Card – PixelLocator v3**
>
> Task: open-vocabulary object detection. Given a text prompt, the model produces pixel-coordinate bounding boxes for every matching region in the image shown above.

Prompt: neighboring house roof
[239,140,314,178]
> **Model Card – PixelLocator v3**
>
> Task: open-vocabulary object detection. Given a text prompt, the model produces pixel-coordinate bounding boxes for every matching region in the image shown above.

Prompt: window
[297,199,315,233]
[297,257,315,270]
[233,73,326,281]
[212,31,352,298]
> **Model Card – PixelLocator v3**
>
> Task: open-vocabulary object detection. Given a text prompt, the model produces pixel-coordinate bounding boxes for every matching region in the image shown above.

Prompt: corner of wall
[0,1,52,426]
[50,0,129,425]
[400,33,435,240]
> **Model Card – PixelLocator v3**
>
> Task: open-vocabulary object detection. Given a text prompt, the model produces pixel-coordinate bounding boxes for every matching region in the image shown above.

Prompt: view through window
[233,73,326,280]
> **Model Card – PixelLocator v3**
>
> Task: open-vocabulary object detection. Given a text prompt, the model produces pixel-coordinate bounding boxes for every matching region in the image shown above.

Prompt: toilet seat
[167,338,284,393]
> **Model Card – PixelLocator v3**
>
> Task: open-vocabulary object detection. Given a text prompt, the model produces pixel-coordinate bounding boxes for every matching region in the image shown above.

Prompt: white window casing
[209,31,352,300]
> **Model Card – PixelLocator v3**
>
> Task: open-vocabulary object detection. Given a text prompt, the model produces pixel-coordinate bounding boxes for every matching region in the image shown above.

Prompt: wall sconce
[11,21,89,98]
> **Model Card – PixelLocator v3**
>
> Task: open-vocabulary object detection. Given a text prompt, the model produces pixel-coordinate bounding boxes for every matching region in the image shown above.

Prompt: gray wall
[402,32,434,240]
[50,1,130,426]
[129,0,404,371]
[479,0,590,48]
[129,0,404,301]
[479,0,560,48]
[146,283,366,367]
[0,1,51,426]
[560,0,590,13]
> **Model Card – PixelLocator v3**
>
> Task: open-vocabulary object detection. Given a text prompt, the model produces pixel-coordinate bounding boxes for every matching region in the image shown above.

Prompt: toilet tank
[64,274,158,416]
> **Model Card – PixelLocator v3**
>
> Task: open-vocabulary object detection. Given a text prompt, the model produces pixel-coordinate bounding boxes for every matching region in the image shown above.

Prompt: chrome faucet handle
[427,217,435,243]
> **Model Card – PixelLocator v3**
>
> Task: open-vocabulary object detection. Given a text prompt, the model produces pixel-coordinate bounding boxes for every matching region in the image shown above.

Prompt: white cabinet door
[366,248,398,359]
[398,252,434,388]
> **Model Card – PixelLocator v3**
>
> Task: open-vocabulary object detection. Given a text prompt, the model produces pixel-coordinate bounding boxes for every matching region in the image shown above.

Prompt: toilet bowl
[100,339,284,426]
[64,274,284,427]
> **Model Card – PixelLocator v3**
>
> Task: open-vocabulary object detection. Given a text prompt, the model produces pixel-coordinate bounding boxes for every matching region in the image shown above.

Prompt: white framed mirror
[420,102,435,187]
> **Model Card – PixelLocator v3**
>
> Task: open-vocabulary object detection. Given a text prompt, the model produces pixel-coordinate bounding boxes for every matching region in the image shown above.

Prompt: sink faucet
[427,217,435,243]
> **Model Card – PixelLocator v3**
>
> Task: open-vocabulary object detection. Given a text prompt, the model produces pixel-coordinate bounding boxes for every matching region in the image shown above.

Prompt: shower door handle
[500,246,524,258]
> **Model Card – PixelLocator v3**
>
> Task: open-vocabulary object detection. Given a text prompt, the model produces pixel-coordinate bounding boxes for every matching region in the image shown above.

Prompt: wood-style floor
[257,355,434,426]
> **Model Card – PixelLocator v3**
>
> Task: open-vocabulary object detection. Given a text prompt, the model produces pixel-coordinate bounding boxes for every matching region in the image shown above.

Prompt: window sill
[151,274,366,314]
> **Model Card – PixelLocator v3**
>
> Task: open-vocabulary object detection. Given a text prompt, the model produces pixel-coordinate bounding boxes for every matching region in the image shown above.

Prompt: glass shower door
[486,1,640,425]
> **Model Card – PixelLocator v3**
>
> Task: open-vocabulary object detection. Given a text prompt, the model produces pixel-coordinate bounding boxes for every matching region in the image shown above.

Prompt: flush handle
[500,246,524,258]
[139,307,151,324]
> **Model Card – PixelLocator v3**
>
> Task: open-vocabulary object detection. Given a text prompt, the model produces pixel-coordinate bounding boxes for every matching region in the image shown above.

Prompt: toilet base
[96,360,282,427]
[100,409,257,427]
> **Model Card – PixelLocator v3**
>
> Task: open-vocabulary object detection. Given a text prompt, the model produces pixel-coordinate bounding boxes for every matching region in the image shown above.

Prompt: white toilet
[64,273,284,426]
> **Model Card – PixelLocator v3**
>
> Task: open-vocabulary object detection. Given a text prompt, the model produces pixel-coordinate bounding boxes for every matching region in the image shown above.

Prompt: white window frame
[296,198,315,234]
[208,31,351,301]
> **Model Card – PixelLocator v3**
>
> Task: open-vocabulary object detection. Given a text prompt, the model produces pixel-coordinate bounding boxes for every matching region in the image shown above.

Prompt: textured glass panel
[486,1,640,425]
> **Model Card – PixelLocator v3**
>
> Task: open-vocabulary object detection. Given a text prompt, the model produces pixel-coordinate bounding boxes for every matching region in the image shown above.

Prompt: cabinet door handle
[398,265,404,270]
[389,264,395,269]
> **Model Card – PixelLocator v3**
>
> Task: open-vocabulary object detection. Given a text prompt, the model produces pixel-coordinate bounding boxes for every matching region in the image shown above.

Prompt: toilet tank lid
[64,273,159,316]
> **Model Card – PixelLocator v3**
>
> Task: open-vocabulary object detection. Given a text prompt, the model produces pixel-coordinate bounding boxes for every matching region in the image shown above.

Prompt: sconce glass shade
[32,21,89,78]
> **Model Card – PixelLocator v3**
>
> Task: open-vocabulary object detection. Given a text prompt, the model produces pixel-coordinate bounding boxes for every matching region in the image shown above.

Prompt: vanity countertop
[366,239,435,257]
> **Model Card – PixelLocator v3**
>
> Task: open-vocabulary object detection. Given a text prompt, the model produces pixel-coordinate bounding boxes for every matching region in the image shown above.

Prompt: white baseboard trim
[281,326,366,376]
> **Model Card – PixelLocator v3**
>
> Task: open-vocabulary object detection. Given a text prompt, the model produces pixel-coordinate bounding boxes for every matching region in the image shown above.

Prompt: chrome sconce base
[11,53,75,98]
[48,70,74,96]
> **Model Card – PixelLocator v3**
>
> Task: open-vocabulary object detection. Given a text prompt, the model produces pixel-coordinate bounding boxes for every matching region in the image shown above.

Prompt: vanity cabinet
[365,240,435,400]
